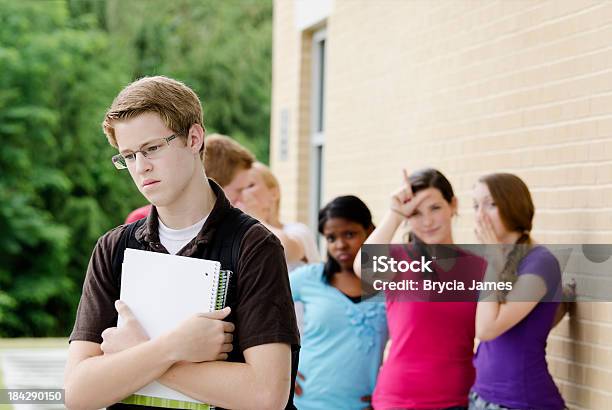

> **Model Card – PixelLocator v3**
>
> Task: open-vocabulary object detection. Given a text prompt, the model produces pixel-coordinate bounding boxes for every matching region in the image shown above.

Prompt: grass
[0,338,69,410]
[0,338,68,349]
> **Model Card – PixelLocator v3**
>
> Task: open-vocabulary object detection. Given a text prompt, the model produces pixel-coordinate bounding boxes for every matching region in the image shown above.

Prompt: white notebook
[118,248,231,409]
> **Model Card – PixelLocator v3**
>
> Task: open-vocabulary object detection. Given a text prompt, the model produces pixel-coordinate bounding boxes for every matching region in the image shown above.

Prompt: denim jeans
[468,391,514,410]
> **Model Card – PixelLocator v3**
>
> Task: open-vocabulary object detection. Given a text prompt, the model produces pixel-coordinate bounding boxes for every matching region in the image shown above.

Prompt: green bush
[0,0,272,337]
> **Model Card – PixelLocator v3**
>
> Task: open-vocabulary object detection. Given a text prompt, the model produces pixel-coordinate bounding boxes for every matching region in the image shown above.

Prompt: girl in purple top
[470,173,566,410]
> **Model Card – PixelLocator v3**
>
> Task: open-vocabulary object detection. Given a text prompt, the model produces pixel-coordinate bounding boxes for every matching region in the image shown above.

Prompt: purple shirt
[472,246,565,410]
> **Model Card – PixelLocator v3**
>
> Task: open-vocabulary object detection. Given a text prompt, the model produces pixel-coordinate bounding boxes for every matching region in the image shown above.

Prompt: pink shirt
[372,246,486,409]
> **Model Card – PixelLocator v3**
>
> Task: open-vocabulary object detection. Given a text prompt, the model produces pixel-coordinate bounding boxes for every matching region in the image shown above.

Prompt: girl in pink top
[355,168,479,410]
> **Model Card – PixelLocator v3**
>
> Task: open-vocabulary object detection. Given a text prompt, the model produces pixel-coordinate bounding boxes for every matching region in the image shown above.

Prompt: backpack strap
[212,208,259,273]
[109,210,256,286]
[111,218,147,287]
[231,211,260,270]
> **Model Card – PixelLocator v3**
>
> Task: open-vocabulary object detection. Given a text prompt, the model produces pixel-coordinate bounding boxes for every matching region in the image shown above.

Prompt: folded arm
[64,305,233,410]
[159,343,292,410]
[64,339,175,410]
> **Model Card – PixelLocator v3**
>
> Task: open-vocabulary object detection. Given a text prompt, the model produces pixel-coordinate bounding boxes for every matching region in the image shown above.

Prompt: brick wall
[272,1,612,407]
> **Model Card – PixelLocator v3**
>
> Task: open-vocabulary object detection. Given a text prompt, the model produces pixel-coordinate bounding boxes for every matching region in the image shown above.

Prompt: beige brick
[591,389,612,408]
[592,303,612,323]
[273,0,612,402]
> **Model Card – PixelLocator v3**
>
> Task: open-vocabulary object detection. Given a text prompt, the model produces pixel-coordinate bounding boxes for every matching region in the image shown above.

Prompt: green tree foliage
[104,0,273,160]
[0,0,272,337]
[1,0,148,336]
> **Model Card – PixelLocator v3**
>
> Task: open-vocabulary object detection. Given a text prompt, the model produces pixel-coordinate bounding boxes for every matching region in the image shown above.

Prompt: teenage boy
[64,76,299,410]
[125,133,255,223]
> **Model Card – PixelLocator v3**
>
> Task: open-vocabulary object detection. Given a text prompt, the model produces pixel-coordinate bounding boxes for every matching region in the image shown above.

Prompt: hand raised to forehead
[390,169,432,218]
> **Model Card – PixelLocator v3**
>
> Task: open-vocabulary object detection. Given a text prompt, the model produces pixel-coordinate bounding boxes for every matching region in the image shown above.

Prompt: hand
[294,371,305,396]
[563,278,577,315]
[563,278,577,316]
[563,278,577,301]
[475,215,507,285]
[165,307,235,363]
[100,300,149,354]
[389,169,431,218]
[361,394,373,410]
[474,213,500,245]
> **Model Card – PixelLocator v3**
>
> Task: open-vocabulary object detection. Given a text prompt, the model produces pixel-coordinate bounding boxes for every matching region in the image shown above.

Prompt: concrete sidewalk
[0,339,68,410]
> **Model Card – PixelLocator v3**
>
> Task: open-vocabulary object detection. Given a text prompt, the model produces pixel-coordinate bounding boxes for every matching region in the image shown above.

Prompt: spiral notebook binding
[216,270,232,310]
[207,262,221,312]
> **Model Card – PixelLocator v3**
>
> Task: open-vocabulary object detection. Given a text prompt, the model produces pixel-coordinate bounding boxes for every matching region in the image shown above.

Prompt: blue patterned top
[290,263,388,410]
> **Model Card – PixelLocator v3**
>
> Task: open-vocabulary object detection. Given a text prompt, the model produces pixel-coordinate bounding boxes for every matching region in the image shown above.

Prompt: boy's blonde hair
[204,134,255,187]
[102,76,205,156]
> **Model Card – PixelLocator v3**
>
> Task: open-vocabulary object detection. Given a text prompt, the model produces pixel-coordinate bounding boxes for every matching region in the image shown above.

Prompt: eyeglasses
[111,134,178,170]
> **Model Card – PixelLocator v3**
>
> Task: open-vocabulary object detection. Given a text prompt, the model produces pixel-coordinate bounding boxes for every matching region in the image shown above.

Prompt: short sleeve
[234,225,300,352]
[289,264,318,303]
[69,226,125,344]
[518,246,563,301]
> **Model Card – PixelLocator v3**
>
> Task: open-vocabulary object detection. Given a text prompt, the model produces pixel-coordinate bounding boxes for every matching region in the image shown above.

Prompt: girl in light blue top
[291,195,388,410]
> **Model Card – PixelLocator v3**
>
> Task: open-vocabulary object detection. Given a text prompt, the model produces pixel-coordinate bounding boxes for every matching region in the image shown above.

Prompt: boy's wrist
[152,332,180,364]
